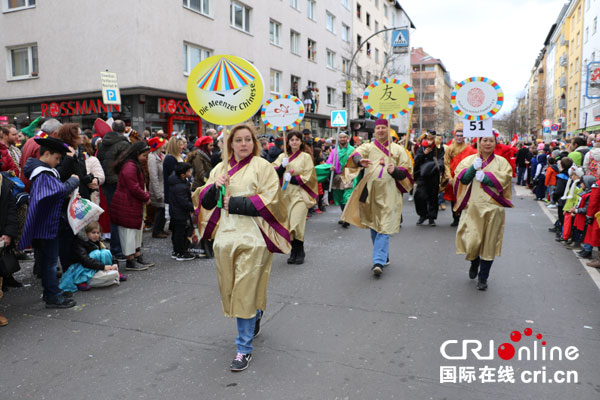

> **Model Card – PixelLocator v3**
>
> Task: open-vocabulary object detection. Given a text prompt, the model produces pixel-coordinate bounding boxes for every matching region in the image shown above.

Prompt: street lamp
[418,55,434,136]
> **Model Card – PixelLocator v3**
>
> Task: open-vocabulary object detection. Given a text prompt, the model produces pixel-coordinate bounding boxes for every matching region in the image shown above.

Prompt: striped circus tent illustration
[196,57,256,92]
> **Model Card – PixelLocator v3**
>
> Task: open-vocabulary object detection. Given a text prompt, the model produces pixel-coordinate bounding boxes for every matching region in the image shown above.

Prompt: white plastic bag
[67,188,104,234]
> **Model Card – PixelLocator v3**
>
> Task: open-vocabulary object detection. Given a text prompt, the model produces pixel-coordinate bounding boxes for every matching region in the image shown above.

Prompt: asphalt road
[1,183,599,400]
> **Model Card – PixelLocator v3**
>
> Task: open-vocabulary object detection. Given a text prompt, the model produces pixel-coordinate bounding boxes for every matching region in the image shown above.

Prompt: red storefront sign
[40,99,121,118]
[158,98,196,116]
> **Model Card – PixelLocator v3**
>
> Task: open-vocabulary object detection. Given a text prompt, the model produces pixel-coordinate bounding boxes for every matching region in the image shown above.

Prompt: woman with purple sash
[454,136,514,291]
[194,123,291,372]
[272,131,318,265]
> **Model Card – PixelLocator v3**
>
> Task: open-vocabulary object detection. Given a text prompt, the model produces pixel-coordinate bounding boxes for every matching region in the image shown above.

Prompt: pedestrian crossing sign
[330,110,347,127]
[392,29,409,47]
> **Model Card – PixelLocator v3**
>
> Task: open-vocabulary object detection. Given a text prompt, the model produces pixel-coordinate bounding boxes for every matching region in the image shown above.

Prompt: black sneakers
[469,259,480,280]
[176,252,195,261]
[45,295,76,309]
[125,259,148,271]
[416,217,426,225]
[477,280,488,291]
[230,353,252,372]
[372,263,383,276]
[136,255,155,267]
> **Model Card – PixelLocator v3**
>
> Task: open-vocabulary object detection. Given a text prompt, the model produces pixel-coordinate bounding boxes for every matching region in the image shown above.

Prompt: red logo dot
[167,99,177,114]
[542,341,547,346]
[510,331,521,342]
[536,333,543,340]
[497,343,515,360]
[524,328,532,336]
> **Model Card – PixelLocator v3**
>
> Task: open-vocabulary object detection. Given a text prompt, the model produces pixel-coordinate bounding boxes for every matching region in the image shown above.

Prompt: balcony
[560,55,568,66]
[558,98,567,109]
[559,76,567,88]
[561,34,568,46]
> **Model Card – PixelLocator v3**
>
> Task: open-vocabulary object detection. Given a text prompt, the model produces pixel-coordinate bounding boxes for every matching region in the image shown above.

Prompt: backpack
[588,157,600,179]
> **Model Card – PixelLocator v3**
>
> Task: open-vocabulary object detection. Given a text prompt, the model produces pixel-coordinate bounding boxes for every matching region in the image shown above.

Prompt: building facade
[409,47,454,137]
[579,0,600,132]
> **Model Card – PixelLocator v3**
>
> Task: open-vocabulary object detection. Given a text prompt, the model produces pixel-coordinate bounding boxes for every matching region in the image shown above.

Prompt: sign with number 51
[464,118,493,138]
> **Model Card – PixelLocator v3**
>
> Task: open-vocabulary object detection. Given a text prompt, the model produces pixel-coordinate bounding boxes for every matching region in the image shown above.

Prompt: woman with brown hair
[196,123,290,372]
[272,131,318,264]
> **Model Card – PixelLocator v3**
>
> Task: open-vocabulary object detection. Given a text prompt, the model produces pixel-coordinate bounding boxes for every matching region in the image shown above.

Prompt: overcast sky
[400,0,567,115]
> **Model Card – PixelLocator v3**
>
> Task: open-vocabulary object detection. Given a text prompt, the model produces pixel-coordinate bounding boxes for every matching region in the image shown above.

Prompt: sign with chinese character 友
[362,78,415,119]
[100,71,121,105]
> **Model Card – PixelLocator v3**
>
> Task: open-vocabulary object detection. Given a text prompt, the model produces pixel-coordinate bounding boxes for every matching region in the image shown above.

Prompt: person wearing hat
[19,136,80,308]
[110,142,154,271]
[453,135,513,290]
[326,131,354,226]
[19,118,63,192]
[189,136,214,191]
[414,130,445,226]
[341,118,414,276]
[147,136,168,238]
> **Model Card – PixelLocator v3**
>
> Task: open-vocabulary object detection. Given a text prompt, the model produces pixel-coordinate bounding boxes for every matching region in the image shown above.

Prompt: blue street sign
[391,29,409,47]
[106,89,117,101]
[330,110,347,127]
[543,127,551,134]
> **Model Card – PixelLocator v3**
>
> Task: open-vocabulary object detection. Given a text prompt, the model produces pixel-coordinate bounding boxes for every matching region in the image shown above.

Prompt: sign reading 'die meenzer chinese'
[100,71,121,105]
[186,55,264,126]
[451,77,504,138]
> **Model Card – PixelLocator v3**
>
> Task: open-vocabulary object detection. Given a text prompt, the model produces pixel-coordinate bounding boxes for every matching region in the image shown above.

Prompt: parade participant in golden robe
[273,131,318,265]
[454,136,513,291]
[194,123,291,372]
[341,118,414,277]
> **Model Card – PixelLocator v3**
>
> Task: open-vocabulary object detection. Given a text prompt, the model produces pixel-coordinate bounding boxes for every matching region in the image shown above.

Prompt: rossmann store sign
[158,98,196,116]
[41,99,120,118]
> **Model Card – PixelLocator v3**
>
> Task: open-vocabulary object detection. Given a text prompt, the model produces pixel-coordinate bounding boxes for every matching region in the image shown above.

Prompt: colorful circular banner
[261,95,305,131]
[362,78,415,119]
[186,55,264,126]
[451,77,503,120]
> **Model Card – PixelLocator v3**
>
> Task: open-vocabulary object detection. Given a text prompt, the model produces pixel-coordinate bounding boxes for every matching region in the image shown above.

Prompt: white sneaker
[547,204,557,209]
[408,196,414,201]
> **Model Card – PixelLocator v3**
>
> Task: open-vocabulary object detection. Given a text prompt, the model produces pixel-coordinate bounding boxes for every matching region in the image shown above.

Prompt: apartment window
[326,11,335,33]
[342,93,347,108]
[326,49,335,69]
[7,43,38,79]
[576,57,579,72]
[375,48,379,63]
[341,0,349,9]
[184,42,211,75]
[375,21,379,32]
[586,27,589,43]
[183,0,210,16]
[307,38,316,61]
[291,75,300,97]
[374,0,379,8]
[357,34,362,50]
[342,24,350,42]
[290,0,299,9]
[384,26,388,42]
[230,1,251,33]
[290,30,300,55]
[366,42,371,57]
[327,87,336,105]
[593,51,596,61]
[307,0,316,20]
[270,20,281,45]
[384,51,388,62]
[594,17,598,34]
[357,3,361,19]
[356,66,363,81]
[366,13,371,28]
[341,57,349,74]
[384,4,388,18]
[270,69,281,93]
[3,0,35,12]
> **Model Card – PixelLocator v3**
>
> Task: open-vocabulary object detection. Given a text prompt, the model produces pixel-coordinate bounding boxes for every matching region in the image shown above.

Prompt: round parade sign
[362,78,415,119]
[261,95,305,131]
[186,55,264,126]
[551,124,560,131]
[450,77,503,120]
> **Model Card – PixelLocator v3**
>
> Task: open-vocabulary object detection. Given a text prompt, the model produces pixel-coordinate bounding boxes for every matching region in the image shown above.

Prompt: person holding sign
[326,131,355,227]
[196,123,291,372]
[273,131,318,264]
[341,119,414,276]
[453,136,513,290]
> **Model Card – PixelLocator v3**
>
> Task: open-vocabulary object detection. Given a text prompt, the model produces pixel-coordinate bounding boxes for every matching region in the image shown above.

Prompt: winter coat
[0,175,19,241]
[71,235,106,271]
[167,173,194,221]
[515,147,531,167]
[188,149,212,191]
[111,160,150,229]
[0,141,18,174]
[56,146,94,200]
[85,155,105,186]
[18,136,42,192]
[147,151,165,207]
[583,147,600,174]
[96,132,131,186]
[413,145,445,182]
[545,164,558,187]
[267,146,284,163]
[584,182,600,247]
[163,154,180,204]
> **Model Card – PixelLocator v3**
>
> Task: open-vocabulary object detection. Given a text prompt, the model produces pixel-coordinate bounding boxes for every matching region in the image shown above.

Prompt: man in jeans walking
[96,120,131,260]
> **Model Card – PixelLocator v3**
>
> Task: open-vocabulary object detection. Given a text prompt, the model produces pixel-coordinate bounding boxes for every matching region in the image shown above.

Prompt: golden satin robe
[192,156,291,319]
[341,141,414,235]
[454,154,513,261]
[273,151,318,242]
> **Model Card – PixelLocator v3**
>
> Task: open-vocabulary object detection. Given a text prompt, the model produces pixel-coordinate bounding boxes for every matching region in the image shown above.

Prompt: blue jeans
[33,238,61,301]
[517,166,526,185]
[370,229,389,266]
[102,184,123,256]
[235,310,261,354]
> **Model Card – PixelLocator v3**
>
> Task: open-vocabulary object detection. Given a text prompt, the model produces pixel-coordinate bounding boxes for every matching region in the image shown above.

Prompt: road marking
[522,186,600,291]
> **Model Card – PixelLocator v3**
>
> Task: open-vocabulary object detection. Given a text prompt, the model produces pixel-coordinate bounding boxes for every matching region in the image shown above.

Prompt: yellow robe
[341,140,414,235]
[454,154,513,261]
[192,156,291,319]
[273,151,318,242]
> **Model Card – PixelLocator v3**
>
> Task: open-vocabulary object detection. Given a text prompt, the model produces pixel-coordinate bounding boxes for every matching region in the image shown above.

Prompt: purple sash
[249,195,291,253]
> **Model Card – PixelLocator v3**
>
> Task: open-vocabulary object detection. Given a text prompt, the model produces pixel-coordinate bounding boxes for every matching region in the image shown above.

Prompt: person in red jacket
[545,157,559,208]
[582,178,600,265]
[111,141,153,271]
[19,119,62,191]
